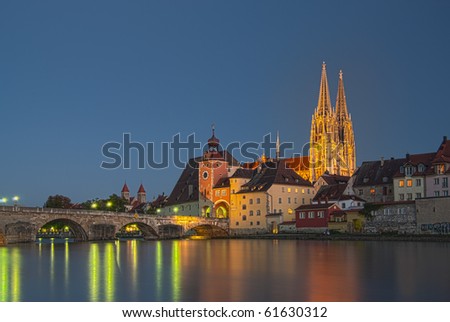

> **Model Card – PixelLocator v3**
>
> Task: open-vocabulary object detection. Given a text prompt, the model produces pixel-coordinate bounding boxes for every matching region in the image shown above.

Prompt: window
[308,211,315,219]
[288,188,291,193]
[294,197,298,204]
[399,180,405,187]
[444,190,449,196]
[278,197,282,204]
[399,194,405,201]
[215,190,220,196]
[436,164,445,175]
[256,221,260,226]
[302,198,305,204]
[288,208,293,214]
[416,179,422,186]
[221,190,227,196]
[250,210,254,216]
[256,198,261,204]
[405,166,413,176]
[318,211,324,218]
[250,222,253,226]
[249,199,253,205]
[383,186,388,196]
[407,179,413,187]
[282,187,285,192]
[435,178,440,185]
[288,197,291,203]
[434,191,440,197]
[418,164,425,172]
[307,189,310,194]
[358,189,363,196]
[443,177,448,188]
[407,193,412,200]
[342,202,346,209]
[370,188,376,195]
[299,212,305,219]
[295,189,299,193]
[242,215,247,221]
[416,193,422,199]
[256,210,261,216]
[242,205,247,210]
[236,222,239,226]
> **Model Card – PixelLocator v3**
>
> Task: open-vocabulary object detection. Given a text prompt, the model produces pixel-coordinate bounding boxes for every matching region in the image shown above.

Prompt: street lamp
[0,197,7,204]
[91,203,98,209]
[106,201,113,209]
[12,196,19,205]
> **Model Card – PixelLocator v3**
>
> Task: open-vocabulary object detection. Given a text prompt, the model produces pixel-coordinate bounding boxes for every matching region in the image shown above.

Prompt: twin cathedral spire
[310,62,356,181]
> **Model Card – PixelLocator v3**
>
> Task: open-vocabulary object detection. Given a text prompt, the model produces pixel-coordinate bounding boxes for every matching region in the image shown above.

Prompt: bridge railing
[0,205,229,224]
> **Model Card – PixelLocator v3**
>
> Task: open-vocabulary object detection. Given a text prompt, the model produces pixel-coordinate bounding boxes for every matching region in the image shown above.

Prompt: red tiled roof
[432,138,450,164]
[138,184,146,193]
[393,152,435,177]
[313,184,347,202]
[320,173,350,185]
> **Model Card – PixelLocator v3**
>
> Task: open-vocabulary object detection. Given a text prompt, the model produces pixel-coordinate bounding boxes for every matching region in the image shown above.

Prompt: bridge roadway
[0,206,229,245]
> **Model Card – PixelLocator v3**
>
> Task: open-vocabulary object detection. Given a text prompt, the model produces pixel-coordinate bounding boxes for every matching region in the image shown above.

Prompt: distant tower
[276,131,280,160]
[335,70,356,176]
[121,182,130,201]
[137,184,146,203]
[310,62,339,181]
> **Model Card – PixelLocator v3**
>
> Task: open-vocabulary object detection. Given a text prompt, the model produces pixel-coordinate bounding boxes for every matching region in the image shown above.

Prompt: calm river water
[0,239,449,301]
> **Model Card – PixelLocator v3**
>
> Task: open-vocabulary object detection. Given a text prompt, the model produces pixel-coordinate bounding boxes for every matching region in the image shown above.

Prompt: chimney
[444,136,448,143]
[380,157,384,167]
[406,153,410,161]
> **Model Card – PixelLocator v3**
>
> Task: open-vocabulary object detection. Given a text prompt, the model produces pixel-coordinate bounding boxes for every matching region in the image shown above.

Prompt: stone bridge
[0,206,229,245]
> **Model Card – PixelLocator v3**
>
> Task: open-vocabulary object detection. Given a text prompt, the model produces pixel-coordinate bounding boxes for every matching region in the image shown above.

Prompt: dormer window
[405,166,414,176]
[418,164,425,172]
[400,166,404,174]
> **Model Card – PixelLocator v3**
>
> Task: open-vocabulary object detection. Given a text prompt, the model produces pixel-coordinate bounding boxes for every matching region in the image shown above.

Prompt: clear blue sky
[1,0,449,206]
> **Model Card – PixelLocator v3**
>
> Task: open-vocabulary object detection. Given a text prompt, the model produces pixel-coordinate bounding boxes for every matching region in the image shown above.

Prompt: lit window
[295,189,298,193]
[399,180,405,187]
[288,188,291,193]
[370,188,376,195]
[288,208,293,214]
[407,179,413,187]
[436,164,445,175]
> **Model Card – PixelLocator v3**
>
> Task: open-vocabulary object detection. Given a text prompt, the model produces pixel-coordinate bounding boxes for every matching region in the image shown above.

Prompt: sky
[1,0,449,206]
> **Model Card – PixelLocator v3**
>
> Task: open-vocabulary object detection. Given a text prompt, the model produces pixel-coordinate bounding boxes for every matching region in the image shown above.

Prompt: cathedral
[309,62,356,181]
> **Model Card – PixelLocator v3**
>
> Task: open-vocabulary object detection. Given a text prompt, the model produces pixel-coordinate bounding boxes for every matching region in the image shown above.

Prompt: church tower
[310,62,339,181]
[335,70,356,176]
[309,63,356,181]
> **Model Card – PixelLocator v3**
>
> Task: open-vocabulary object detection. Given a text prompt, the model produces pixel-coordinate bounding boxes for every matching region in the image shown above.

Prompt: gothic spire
[316,62,333,116]
[335,70,349,124]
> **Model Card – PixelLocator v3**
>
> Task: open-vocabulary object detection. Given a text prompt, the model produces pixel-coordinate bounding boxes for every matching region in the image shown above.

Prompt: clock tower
[198,127,229,216]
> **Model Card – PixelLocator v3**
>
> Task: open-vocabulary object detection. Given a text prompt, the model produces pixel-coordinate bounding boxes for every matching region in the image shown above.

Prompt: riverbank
[227,233,450,242]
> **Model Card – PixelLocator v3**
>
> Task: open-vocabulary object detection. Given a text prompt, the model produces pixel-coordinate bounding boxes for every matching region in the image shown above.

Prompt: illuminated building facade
[310,63,356,181]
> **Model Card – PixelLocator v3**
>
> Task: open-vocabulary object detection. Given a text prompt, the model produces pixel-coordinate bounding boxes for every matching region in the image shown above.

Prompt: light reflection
[50,240,55,293]
[64,240,70,297]
[89,243,100,301]
[104,243,115,301]
[128,240,138,294]
[0,248,22,301]
[155,241,162,299]
[171,241,181,301]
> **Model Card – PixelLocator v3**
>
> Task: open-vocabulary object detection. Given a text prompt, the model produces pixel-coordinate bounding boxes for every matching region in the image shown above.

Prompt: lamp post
[12,196,19,206]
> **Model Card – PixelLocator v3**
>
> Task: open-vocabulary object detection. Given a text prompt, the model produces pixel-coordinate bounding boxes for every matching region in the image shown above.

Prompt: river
[0,239,449,301]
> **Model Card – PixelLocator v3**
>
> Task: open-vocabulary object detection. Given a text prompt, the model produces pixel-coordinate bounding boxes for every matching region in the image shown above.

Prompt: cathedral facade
[309,63,356,181]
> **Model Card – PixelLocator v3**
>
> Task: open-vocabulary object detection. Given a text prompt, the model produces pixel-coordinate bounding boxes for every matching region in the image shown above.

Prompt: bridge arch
[185,224,229,238]
[158,224,183,239]
[38,218,89,241]
[117,222,159,239]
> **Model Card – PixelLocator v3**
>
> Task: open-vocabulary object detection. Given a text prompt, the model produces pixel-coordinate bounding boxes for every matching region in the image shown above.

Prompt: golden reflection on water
[0,248,21,301]
[104,243,115,301]
[89,243,99,301]
[155,241,162,299]
[171,241,181,301]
